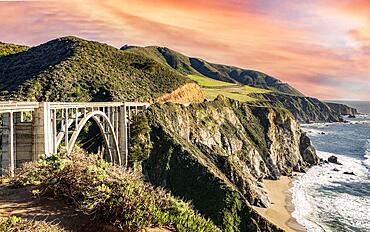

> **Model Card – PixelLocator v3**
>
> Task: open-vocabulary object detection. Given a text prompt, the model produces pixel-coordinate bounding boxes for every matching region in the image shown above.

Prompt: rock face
[300,132,319,165]
[137,97,319,232]
[249,93,342,123]
[325,102,358,116]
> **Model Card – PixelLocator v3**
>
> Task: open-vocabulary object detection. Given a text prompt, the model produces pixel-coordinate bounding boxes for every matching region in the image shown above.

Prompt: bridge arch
[67,110,121,165]
[0,101,150,176]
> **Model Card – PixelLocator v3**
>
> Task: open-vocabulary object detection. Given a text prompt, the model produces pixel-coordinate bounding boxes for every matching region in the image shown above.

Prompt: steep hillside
[0,42,28,57]
[131,96,318,231]
[122,46,304,96]
[0,37,191,102]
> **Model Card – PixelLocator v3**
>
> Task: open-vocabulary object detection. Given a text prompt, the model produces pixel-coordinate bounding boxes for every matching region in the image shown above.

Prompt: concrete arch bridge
[0,102,149,176]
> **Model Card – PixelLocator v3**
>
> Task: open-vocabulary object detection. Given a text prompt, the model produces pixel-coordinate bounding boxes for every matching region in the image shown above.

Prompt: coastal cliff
[326,102,358,116]
[130,96,319,231]
[249,92,343,123]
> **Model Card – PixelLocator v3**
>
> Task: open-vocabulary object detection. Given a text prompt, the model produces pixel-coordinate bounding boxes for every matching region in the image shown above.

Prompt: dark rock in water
[348,115,356,118]
[320,132,326,135]
[332,168,339,172]
[343,171,356,176]
[328,155,342,165]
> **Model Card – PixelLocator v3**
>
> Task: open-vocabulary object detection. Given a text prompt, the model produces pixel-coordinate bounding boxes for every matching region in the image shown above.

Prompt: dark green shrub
[128,113,152,164]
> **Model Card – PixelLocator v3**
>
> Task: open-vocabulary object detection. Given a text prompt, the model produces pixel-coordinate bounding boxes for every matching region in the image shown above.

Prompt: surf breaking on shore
[288,107,370,232]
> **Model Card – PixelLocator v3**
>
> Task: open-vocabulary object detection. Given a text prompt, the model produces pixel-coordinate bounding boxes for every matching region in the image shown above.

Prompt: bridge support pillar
[33,102,53,160]
[119,105,128,168]
[1,112,14,176]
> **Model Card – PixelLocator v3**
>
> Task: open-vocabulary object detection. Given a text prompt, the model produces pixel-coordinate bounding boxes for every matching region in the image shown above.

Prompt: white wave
[290,176,326,232]
[363,139,370,169]
[290,151,370,232]
[302,128,327,137]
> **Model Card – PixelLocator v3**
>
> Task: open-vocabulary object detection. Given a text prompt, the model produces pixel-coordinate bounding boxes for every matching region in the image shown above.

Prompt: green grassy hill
[188,74,271,102]
[0,37,191,102]
[123,46,303,96]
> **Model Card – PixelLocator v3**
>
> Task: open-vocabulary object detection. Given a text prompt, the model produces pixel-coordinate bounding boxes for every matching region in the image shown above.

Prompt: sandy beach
[254,176,306,232]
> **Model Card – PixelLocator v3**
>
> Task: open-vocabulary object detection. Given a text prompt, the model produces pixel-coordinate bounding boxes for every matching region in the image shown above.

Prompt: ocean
[291,101,370,232]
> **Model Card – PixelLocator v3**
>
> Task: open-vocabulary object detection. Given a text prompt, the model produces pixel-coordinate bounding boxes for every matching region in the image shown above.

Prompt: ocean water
[291,101,370,232]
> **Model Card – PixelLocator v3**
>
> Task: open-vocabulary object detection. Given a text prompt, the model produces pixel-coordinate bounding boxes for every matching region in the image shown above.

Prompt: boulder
[328,155,342,165]
[343,171,355,176]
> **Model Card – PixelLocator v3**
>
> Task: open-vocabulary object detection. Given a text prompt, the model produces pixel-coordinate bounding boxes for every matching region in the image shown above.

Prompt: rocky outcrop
[156,83,204,104]
[326,102,358,116]
[135,96,318,231]
[300,132,319,165]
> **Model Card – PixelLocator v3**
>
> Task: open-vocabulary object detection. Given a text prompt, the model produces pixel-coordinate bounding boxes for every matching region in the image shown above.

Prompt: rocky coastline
[128,96,320,231]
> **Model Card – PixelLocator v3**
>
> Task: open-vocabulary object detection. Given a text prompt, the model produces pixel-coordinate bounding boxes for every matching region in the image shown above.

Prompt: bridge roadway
[0,101,150,176]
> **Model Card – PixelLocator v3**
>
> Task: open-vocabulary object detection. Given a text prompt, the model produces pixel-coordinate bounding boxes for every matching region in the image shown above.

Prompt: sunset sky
[1,0,369,100]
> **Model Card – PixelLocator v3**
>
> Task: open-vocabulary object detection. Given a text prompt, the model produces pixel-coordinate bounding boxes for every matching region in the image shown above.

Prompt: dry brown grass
[0,216,64,232]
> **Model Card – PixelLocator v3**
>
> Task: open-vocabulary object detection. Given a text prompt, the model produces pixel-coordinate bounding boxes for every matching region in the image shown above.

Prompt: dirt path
[0,185,170,232]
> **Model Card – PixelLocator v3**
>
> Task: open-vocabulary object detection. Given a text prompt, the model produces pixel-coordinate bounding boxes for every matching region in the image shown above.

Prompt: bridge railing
[0,102,39,113]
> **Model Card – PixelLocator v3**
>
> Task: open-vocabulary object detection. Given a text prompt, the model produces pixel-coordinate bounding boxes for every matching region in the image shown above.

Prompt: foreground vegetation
[0,215,64,232]
[11,149,220,232]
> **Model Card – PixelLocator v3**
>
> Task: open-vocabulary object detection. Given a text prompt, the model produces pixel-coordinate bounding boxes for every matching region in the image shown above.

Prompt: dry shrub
[0,215,64,232]
[12,149,220,232]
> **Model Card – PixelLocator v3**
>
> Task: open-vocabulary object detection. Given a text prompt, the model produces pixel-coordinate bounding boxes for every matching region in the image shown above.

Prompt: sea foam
[291,151,370,232]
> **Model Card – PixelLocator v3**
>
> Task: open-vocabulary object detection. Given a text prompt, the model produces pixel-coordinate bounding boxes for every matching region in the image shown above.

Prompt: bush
[128,113,152,164]
[13,149,220,232]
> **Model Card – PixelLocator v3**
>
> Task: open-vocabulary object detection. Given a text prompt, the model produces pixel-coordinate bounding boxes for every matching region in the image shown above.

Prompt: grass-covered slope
[12,149,220,232]
[188,74,271,102]
[0,37,191,102]
[0,42,28,57]
[124,46,303,96]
